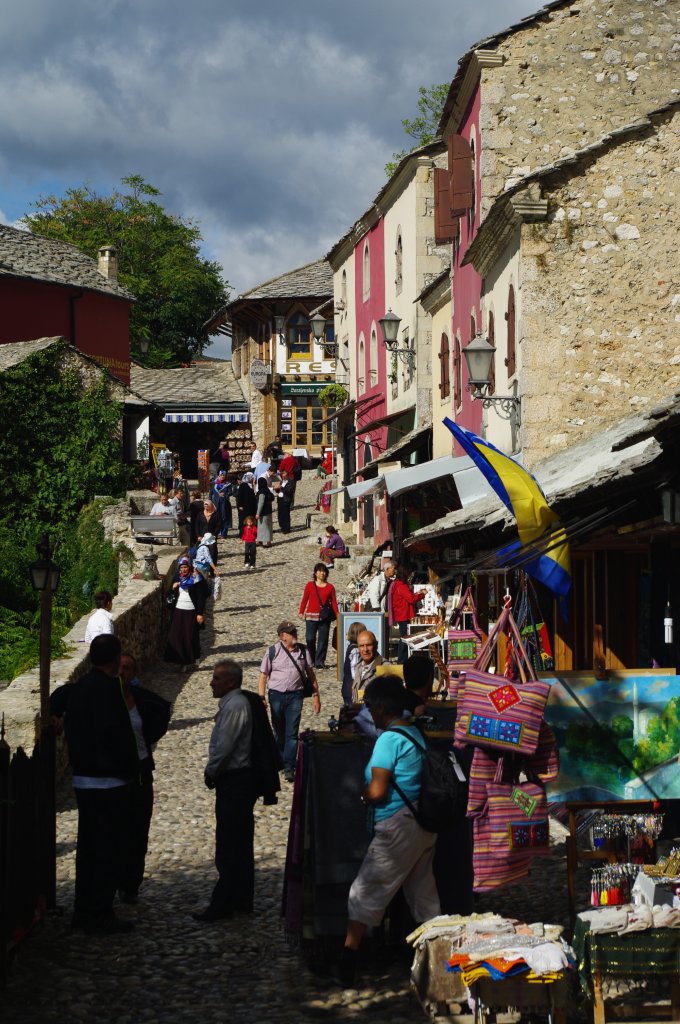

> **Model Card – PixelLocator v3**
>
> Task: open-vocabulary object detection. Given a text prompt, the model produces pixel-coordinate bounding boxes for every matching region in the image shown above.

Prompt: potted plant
[318,383,349,407]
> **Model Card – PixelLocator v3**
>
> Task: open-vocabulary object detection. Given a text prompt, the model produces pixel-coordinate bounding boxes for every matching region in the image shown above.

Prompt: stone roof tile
[130,361,247,410]
[0,337,62,373]
[0,225,135,301]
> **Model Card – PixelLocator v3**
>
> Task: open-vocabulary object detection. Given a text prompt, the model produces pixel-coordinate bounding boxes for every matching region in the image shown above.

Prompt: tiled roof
[205,258,332,330]
[0,337,62,373]
[237,257,332,301]
[130,361,248,410]
[0,225,135,301]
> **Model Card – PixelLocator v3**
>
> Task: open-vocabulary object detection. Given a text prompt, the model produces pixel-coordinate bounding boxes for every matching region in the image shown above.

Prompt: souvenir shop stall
[289,564,680,1020]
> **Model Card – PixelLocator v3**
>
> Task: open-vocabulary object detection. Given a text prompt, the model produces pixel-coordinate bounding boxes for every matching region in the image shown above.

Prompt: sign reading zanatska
[249,359,269,390]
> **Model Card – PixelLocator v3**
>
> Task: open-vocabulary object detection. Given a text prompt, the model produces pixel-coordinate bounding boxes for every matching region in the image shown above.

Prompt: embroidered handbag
[466,723,559,818]
[454,604,550,756]
[446,587,483,699]
[472,757,550,893]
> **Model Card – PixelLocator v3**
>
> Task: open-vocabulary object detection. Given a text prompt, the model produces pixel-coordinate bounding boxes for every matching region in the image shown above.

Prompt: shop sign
[280,383,328,396]
[285,360,336,374]
[249,359,269,390]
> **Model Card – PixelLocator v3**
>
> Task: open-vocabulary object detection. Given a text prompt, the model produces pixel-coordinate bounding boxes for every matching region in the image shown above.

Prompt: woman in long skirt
[164,558,209,670]
[256,474,274,547]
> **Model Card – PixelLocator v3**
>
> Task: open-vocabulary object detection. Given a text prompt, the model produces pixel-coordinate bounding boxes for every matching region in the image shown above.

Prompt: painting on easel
[542,669,680,802]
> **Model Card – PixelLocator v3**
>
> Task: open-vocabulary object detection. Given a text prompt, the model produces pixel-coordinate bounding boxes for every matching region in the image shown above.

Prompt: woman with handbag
[298,562,339,669]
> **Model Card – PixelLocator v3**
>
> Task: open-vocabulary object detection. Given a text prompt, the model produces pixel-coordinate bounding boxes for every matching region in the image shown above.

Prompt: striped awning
[162,411,249,424]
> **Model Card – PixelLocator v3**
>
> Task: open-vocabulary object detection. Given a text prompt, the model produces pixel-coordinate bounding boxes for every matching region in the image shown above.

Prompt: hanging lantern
[664,601,674,645]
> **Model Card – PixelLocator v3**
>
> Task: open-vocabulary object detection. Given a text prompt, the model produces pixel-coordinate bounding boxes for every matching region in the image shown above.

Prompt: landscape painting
[542,670,680,803]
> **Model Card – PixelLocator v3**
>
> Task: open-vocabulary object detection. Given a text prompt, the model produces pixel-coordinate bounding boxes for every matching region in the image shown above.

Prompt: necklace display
[592,812,664,844]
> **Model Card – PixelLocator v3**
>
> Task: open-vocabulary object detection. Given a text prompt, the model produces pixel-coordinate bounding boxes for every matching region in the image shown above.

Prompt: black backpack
[292,459,302,482]
[388,727,465,833]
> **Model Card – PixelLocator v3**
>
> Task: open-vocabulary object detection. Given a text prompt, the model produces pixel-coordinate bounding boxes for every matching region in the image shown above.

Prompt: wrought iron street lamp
[28,534,62,910]
[378,309,415,370]
[463,333,521,425]
[309,304,337,356]
[274,314,286,345]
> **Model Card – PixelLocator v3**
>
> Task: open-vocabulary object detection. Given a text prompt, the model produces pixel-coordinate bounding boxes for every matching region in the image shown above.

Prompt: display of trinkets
[594,812,665,840]
[644,846,680,878]
[590,863,639,907]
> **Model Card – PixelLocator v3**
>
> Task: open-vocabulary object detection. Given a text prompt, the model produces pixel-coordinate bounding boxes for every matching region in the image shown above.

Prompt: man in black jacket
[51,634,140,934]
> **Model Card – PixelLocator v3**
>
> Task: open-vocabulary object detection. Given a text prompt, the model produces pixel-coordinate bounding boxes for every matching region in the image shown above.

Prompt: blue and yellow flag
[444,418,571,611]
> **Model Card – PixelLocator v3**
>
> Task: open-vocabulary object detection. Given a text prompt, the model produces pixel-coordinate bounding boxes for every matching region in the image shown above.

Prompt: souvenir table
[573,914,680,1023]
[409,913,572,1023]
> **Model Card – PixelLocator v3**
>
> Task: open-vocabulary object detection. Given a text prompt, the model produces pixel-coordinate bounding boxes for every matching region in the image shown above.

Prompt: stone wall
[0,538,183,759]
[519,107,679,463]
[476,0,680,220]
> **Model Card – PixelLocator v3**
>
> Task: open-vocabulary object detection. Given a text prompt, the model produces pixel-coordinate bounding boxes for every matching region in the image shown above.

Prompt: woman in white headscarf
[236,472,257,535]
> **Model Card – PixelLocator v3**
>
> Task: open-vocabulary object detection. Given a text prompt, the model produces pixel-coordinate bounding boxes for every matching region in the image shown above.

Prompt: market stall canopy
[382,455,490,503]
[404,397,675,547]
[346,477,385,501]
[360,423,432,475]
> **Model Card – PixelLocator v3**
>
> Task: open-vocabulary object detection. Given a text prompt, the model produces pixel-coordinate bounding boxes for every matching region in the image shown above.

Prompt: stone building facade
[465,101,679,465]
[434,0,680,453]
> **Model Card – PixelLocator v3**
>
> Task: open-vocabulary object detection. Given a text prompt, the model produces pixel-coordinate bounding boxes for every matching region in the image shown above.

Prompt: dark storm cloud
[0,0,542,294]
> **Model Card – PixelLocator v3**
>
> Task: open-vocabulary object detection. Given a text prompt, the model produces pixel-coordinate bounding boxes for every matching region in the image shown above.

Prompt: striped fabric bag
[466,723,559,817]
[472,757,550,893]
[446,587,483,700]
[454,605,550,757]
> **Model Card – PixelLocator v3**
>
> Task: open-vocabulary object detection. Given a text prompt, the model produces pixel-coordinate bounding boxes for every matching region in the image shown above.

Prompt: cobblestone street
[3,477,422,1024]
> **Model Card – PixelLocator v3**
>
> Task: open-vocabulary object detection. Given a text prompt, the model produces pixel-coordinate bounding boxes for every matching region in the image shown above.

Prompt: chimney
[98,245,118,281]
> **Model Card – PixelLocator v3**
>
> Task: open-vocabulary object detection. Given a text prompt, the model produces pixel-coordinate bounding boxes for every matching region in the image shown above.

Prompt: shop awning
[382,455,491,505]
[358,406,415,432]
[162,410,249,424]
[319,400,356,426]
[361,424,432,475]
[346,477,386,501]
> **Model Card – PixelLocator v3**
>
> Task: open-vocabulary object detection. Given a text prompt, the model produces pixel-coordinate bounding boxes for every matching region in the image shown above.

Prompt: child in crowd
[242,515,258,569]
[193,533,220,581]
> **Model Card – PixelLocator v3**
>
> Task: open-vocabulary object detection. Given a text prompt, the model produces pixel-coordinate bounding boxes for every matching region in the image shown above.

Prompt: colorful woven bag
[446,587,483,700]
[466,723,559,818]
[472,757,550,892]
[454,604,550,756]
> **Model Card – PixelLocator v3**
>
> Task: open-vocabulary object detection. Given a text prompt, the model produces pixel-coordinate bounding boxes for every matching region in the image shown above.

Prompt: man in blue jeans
[258,620,321,781]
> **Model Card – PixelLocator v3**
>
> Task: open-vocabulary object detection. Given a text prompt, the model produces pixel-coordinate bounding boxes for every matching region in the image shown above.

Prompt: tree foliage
[24,175,230,367]
[385,82,450,177]
[0,342,132,680]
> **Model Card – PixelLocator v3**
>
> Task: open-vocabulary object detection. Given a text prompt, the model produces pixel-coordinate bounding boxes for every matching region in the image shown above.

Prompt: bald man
[351,630,384,702]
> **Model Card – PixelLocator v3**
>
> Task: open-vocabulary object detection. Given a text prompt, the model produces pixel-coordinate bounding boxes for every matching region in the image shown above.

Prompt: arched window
[341,269,347,308]
[395,232,403,294]
[470,312,477,344]
[358,335,366,395]
[439,332,450,400]
[487,310,496,396]
[286,312,310,356]
[453,331,462,410]
[363,241,370,301]
[506,285,516,378]
[370,327,378,386]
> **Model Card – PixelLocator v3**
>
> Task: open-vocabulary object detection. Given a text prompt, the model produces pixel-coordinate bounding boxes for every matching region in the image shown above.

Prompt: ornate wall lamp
[378,309,415,370]
[463,333,521,426]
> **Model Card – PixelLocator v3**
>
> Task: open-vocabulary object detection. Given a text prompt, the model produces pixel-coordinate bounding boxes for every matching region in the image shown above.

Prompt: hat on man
[277,620,298,635]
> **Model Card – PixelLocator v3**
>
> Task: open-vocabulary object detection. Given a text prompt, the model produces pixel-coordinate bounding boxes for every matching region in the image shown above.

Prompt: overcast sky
[0,0,541,357]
